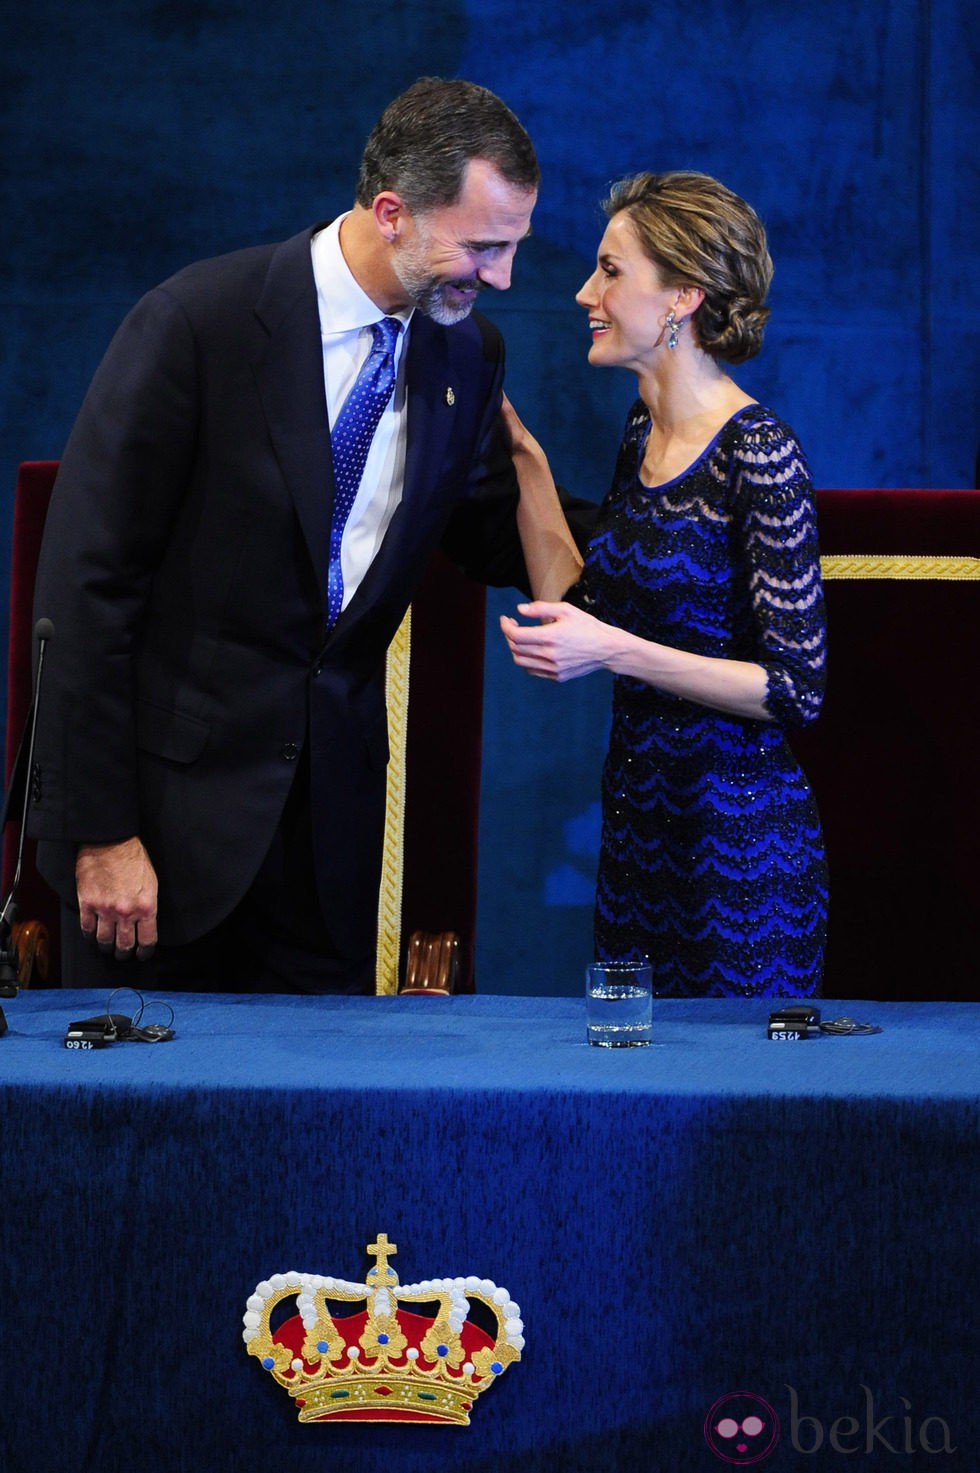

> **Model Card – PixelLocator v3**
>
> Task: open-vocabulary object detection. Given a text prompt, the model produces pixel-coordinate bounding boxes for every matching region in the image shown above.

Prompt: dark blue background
[1,0,977,992]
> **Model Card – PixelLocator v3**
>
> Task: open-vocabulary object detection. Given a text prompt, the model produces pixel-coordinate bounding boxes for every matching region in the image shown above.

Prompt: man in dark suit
[30,78,543,993]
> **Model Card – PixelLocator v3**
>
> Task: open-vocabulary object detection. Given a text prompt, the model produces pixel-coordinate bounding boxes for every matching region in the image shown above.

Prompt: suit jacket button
[280,742,300,762]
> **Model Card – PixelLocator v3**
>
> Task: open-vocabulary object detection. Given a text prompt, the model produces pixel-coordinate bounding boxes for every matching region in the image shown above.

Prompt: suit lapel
[329,314,459,630]
[402,313,455,523]
[251,239,473,639]
[251,228,333,590]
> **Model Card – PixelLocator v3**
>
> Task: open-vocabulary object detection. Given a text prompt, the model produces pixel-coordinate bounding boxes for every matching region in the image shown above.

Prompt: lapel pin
[445,386,455,406]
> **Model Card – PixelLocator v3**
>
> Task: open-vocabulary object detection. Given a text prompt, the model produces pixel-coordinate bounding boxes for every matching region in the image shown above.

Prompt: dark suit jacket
[31,226,527,956]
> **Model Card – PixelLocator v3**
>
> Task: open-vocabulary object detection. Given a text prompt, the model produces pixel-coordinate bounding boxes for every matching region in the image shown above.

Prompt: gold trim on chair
[821,554,980,581]
[375,608,412,995]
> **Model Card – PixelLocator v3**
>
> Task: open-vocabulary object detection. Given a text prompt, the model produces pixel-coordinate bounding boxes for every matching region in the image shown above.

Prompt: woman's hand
[500,601,624,682]
[499,393,543,460]
[503,602,772,718]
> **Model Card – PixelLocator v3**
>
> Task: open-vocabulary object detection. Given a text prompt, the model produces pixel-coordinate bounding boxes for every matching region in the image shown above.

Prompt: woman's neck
[636,355,755,487]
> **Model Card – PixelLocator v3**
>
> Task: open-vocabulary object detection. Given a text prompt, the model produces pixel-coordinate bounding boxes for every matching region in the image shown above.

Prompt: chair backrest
[2,461,485,990]
[794,487,980,1002]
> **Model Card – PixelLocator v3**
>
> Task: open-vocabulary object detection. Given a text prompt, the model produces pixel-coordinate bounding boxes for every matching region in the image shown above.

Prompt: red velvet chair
[793,488,980,1003]
[2,461,485,992]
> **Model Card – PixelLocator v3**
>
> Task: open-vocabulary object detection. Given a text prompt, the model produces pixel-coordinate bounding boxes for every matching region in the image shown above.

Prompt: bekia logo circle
[705,1385,957,1459]
[704,1391,780,1464]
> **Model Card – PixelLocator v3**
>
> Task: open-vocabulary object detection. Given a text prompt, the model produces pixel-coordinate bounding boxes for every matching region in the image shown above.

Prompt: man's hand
[76,836,159,960]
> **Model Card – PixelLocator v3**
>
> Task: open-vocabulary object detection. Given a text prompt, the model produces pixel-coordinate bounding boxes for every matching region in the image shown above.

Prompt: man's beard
[392,235,481,326]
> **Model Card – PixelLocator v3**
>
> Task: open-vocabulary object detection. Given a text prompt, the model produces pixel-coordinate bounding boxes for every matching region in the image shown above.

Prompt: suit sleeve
[31,285,199,844]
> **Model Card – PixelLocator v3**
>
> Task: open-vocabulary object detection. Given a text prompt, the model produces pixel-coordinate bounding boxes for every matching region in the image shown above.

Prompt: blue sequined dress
[567,401,827,997]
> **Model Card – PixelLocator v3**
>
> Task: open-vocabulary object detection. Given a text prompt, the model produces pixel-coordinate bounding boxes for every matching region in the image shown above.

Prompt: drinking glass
[585,960,653,1046]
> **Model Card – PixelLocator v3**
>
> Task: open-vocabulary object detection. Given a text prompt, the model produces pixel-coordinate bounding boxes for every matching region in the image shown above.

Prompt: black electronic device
[64,1018,120,1049]
[69,1011,135,1036]
[767,1002,821,1040]
[63,996,175,1048]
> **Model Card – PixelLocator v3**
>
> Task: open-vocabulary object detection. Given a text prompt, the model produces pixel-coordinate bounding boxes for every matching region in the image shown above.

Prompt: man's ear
[372,191,411,242]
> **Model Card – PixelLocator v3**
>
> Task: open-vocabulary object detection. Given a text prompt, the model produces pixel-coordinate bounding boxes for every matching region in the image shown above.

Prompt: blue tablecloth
[1,990,977,1471]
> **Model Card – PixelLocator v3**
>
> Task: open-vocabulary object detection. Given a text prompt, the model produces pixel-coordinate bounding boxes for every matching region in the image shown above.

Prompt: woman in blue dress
[501,171,827,997]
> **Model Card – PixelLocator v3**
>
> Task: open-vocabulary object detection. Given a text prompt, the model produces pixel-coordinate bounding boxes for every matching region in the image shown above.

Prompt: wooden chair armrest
[400,930,459,995]
[11,919,50,988]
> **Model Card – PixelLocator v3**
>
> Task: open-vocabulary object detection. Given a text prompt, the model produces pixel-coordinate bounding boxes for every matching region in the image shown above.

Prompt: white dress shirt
[311,216,413,611]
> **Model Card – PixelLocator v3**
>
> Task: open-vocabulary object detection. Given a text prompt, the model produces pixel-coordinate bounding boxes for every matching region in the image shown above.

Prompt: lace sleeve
[731,414,826,728]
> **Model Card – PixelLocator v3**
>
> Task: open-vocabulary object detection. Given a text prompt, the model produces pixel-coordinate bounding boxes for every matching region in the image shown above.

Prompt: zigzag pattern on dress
[568,402,828,998]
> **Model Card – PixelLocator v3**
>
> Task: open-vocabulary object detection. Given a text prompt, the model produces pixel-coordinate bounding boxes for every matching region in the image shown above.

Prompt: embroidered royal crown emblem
[243,1233,524,1425]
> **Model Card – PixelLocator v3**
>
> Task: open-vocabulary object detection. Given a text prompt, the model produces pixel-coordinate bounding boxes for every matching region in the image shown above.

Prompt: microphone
[0,617,54,1007]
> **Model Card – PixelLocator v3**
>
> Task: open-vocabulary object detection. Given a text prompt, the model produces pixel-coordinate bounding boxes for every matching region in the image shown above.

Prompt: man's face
[391,158,537,324]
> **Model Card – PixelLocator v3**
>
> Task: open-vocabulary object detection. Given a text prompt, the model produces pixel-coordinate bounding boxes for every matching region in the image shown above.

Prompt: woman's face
[575,211,676,372]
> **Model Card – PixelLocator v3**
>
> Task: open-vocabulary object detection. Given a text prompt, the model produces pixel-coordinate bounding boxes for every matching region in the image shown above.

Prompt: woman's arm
[500,600,771,719]
[732,419,826,729]
[502,410,824,727]
[500,395,584,601]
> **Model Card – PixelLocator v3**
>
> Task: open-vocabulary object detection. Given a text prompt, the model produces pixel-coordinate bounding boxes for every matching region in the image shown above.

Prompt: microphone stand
[0,619,54,1016]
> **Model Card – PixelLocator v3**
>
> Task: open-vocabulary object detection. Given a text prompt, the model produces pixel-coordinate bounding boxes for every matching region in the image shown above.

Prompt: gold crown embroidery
[243,1233,524,1425]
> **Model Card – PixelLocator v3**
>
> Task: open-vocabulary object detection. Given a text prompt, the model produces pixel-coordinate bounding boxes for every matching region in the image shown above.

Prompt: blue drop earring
[666,309,681,350]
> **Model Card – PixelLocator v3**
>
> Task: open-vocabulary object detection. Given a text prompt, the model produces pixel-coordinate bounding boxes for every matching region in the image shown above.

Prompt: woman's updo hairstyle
[604,171,773,363]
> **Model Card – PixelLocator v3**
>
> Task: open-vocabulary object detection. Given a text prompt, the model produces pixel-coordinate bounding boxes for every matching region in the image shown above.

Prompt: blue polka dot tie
[326,315,403,624]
